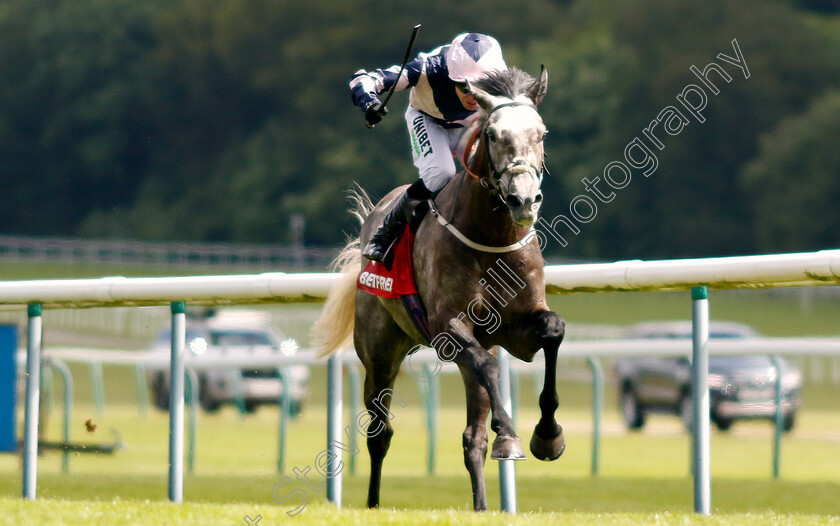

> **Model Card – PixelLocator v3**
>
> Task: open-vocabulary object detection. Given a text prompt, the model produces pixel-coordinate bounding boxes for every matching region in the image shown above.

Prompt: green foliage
[0,0,838,257]
[742,90,840,251]
[0,0,162,234]
[534,0,840,258]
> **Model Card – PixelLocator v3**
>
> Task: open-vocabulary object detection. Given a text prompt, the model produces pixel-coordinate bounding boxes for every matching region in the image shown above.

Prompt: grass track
[1,499,838,526]
[2,392,839,525]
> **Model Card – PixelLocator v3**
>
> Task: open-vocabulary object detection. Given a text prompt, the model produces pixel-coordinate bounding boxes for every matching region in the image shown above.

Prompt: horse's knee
[535,310,565,341]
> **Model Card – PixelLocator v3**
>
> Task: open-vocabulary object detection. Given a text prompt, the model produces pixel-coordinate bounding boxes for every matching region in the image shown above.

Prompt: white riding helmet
[446,32,507,82]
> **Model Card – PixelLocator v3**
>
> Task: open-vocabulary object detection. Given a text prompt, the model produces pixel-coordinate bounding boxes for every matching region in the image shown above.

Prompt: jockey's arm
[349,56,425,111]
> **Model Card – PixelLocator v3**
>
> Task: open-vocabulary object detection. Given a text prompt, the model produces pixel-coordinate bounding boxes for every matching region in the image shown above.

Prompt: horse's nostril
[506,194,523,209]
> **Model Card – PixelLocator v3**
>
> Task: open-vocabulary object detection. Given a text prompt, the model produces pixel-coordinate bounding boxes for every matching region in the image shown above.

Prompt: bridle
[463,101,546,205]
[427,99,546,254]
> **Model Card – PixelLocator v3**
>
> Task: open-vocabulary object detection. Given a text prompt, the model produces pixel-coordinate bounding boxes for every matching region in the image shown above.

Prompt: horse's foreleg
[458,365,491,511]
[529,310,567,461]
[454,345,525,461]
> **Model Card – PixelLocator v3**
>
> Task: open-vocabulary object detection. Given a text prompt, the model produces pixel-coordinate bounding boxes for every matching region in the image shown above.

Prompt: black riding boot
[363,181,431,265]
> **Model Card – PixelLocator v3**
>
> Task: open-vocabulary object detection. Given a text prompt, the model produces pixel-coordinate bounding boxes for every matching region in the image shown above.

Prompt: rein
[461,126,482,181]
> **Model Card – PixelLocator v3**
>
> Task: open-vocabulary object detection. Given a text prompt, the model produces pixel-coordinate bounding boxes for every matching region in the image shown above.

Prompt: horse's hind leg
[354,296,411,509]
[362,364,402,508]
[528,310,567,461]
[458,365,491,511]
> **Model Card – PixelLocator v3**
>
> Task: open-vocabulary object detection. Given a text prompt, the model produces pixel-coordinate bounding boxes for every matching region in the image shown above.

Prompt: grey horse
[314,66,566,511]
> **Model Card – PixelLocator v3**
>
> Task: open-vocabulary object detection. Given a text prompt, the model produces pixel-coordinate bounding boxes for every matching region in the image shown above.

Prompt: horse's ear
[528,65,548,106]
[466,80,497,113]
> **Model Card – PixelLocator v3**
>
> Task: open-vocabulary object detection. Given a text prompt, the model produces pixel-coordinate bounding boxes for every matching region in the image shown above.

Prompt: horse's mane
[472,67,538,100]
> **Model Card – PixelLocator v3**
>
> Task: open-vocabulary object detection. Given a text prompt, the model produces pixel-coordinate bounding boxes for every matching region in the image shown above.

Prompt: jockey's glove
[365,100,388,128]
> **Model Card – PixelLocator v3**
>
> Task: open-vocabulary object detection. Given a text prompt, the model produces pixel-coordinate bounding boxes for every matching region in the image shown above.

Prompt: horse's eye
[487,128,498,142]
[541,129,549,141]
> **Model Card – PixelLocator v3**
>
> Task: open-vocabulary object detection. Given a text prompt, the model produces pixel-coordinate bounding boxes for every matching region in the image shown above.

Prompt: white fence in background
[3,306,838,384]
[0,234,337,270]
[3,249,840,513]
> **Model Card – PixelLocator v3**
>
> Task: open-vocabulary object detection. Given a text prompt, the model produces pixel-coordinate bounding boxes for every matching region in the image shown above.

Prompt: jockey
[350,32,507,263]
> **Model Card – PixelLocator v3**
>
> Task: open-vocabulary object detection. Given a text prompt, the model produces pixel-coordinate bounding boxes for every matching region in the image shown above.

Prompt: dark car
[615,321,802,432]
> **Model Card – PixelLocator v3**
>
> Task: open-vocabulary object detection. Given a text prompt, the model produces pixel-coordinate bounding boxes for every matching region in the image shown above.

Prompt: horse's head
[467,66,548,228]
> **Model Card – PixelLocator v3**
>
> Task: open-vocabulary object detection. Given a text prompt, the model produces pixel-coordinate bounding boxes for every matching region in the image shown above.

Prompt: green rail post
[89,361,105,416]
[497,347,516,513]
[326,352,342,507]
[345,364,361,476]
[532,368,544,401]
[587,357,603,476]
[185,368,198,475]
[46,357,73,474]
[770,355,783,479]
[40,365,54,416]
[38,364,53,467]
[232,371,247,418]
[135,363,148,418]
[23,303,43,500]
[417,373,428,470]
[423,364,439,475]
[276,367,291,474]
[691,286,711,515]
[168,301,186,504]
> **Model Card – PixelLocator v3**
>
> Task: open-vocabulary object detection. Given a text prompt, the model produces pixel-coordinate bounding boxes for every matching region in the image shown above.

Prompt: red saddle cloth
[357,227,418,299]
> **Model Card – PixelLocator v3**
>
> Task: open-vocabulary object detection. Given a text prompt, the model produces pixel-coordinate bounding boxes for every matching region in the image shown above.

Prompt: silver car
[147,311,309,414]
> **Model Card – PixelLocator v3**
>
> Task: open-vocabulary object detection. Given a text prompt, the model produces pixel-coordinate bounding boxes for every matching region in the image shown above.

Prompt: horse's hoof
[491,435,526,461]
[530,425,565,461]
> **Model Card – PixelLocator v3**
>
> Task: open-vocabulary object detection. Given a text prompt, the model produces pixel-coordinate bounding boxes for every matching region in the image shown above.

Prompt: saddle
[357,226,433,342]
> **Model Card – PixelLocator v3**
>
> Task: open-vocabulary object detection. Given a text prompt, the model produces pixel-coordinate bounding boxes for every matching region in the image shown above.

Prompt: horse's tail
[311,185,375,358]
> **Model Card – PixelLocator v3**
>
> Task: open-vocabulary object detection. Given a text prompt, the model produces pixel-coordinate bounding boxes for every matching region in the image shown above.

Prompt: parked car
[146,310,309,414]
[615,321,802,432]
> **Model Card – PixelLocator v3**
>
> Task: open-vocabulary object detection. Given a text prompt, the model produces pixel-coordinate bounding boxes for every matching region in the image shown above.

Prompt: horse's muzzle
[505,185,543,228]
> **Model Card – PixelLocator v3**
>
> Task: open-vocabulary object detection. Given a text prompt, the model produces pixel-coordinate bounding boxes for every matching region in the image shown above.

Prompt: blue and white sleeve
[349,57,424,111]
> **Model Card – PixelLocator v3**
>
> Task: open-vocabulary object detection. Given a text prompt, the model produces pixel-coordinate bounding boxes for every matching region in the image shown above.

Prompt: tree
[2,0,839,260]
[528,0,840,259]
[0,0,163,235]
[741,90,840,251]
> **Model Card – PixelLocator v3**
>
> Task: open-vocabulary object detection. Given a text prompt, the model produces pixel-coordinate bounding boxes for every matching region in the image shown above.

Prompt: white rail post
[168,301,186,503]
[691,286,711,515]
[498,347,517,513]
[22,303,42,500]
[326,351,342,507]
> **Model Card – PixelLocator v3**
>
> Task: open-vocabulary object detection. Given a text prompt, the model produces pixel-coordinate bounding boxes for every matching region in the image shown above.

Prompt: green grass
[3,499,835,526]
[3,363,839,524]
